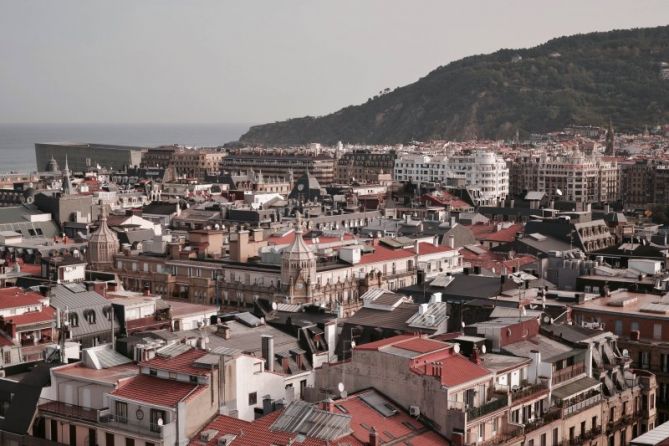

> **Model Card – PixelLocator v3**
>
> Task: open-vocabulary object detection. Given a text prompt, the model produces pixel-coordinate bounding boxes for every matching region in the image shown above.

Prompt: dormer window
[68,313,79,327]
[103,306,113,321]
[84,309,96,324]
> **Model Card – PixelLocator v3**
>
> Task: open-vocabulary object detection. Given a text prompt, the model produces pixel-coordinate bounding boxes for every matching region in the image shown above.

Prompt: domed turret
[281,212,316,303]
[87,206,120,271]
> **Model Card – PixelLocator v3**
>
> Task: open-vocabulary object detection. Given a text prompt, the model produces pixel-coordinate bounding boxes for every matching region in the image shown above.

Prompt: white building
[394,150,509,206]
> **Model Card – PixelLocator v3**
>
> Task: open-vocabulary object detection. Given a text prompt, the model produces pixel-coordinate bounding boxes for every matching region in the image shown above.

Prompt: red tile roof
[358,242,454,266]
[467,223,524,243]
[190,390,449,446]
[355,334,416,351]
[6,306,55,326]
[461,246,536,272]
[393,337,451,354]
[0,288,46,310]
[334,392,449,445]
[188,409,361,446]
[412,353,491,387]
[139,348,211,376]
[111,374,205,408]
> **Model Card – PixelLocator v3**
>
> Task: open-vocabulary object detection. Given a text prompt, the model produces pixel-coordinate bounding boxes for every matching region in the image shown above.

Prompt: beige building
[173,149,226,179]
[510,151,620,203]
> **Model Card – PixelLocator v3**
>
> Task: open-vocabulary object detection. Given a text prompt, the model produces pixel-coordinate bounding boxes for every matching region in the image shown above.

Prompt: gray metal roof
[270,400,352,441]
[49,284,115,338]
[406,302,448,329]
[552,376,601,400]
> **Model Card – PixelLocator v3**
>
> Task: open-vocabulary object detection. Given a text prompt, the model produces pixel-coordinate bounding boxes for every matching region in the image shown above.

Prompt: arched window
[84,309,96,324]
[68,313,79,328]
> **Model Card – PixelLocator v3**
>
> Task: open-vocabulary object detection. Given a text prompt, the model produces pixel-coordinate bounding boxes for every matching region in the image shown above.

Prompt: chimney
[433,235,439,247]
[369,427,379,446]
[252,228,263,242]
[261,335,274,372]
[471,346,481,365]
[218,323,231,340]
[448,234,455,249]
[322,398,335,413]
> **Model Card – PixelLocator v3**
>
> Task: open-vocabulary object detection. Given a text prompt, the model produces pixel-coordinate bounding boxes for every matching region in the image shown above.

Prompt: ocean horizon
[0,122,252,173]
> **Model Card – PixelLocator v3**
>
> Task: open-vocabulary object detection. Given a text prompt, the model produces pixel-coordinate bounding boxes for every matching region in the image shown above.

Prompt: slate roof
[48,284,115,338]
[343,303,421,332]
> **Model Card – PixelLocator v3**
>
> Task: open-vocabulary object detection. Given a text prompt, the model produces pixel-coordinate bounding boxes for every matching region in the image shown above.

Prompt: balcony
[39,401,100,424]
[560,391,602,417]
[523,407,562,434]
[466,395,508,421]
[552,363,585,386]
[508,382,549,405]
[97,409,176,440]
[466,426,524,446]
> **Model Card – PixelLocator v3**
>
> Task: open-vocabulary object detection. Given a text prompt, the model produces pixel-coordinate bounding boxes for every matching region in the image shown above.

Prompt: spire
[62,154,73,195]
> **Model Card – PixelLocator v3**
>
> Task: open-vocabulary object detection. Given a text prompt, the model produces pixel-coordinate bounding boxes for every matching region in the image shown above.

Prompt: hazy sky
[1,1,667,125]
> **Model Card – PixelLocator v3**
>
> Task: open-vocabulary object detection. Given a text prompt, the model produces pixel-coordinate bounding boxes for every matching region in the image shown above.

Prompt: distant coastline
[0,122,252,173]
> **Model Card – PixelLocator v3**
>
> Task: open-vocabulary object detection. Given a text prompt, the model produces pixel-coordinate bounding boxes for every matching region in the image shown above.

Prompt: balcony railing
[509,382,548,404]
[39,401,100,424]
[562,393,602,417]
[552,363,585,386]
[523,407,562,434]
[97,409,176,440]
[467,395,508,421]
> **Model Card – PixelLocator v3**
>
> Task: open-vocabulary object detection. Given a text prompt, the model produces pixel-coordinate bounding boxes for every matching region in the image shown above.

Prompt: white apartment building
[394,150,509,206]
[510,151,620,203]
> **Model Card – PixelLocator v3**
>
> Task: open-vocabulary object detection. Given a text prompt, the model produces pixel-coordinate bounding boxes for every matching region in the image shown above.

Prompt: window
[149,369,157,376]
[492,417,498,434]
[478,423,485,441]
[115,401,128,423]
[541,433,546,446]
[150,409,165,433]
[655,324,663,340]
[88,428,95,446]
[125,439,135,446]
[248,392,257,406]
[614,320,622,335]
[84,310,96,324]
[631,322,640,332]
[640,351,651,369]
[105,433,114,446]
[4,351,11,364]
[69,425,76,446]
[553,428,559,445]
[68,313,79,327]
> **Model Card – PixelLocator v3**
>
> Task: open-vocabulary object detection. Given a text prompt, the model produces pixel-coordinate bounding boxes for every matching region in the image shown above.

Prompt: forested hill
[239,25,669,145]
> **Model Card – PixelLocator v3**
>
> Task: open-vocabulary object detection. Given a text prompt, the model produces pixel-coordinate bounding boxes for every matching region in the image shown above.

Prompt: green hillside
[239,26,669,145]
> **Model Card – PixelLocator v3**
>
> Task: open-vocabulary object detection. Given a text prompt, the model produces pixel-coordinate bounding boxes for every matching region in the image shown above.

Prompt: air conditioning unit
[199,430,219,442]
[409,405,420,417]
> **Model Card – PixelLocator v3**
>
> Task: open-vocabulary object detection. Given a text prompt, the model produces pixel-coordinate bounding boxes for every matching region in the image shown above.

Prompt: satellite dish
[453,343,461,354]
[350,340,356,349]
[337,382,345,393]
[556,189,563,196]
[622,349,629,358]
[480,344,487,354]
[461,321,466,328]
[340,390,348,399]
[271,302,278,311]
[157,418,164,426]
[543,316,551,324]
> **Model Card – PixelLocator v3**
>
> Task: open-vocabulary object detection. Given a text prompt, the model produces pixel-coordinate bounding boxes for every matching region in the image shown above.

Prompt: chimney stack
[218,323,231,340]
[261,335,274,372]
[369,427,379,446]
[448,234,455,250]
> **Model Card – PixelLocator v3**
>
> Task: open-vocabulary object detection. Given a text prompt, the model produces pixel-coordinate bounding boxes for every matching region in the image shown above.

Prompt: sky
[0,0,667,125]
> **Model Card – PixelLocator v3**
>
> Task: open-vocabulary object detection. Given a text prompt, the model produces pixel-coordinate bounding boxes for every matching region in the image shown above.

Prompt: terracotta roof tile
[5,306,55,326]
[0,287,46,310]
[139,348,211,376]
[111,374,205,408]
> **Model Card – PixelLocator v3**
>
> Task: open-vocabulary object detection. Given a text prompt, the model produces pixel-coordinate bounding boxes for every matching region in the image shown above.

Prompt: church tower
[280,212,316,304]
[605,119,615,156]
[62,155,74,195]
[87,206,120,271]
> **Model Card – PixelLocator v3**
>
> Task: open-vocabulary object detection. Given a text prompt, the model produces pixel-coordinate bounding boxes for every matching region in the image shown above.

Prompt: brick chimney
[471,346,481,365]
[369,427,379,446]
[322,397,334,413]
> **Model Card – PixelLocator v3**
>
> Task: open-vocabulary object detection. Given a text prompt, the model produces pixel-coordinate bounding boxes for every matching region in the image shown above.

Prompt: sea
[0,123,252,173]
